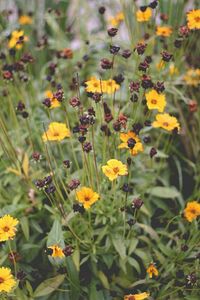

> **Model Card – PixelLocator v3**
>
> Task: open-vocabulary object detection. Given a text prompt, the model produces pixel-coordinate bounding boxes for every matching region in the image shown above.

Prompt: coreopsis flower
[44,90,61,109]
[0,215,19,242]
[145,89,166,112]
[187,9,200,30]
[118,131,143,156]
[102,159,128,181]
[109,12,124,27]
[184,69,200,86]
[152,113,180,132]
[104,79,120,94]
[8,30,28,49]
[48,245,65,258]
[169,64,179,76]
[85,78,120,94]
[146,263,159,278]
[19,15,32,25]
[42,122,70,142]
[85,77,103,93]
[124,292,150,300]
[0,267,16,293]
[76,187,99,209]
[184,201,200,222]
[136,8,152,22]
[156,26,172,37]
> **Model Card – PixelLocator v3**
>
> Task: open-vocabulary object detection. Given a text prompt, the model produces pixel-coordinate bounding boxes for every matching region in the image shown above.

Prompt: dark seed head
[150,147,157,158]
[107,28,118,37]
[132,198,144,209]
[127,138,136,149]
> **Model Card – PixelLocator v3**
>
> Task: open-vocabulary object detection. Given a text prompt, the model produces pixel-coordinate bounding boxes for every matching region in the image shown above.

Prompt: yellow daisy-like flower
[104,79,120,94]
[109,12,124,27]
[184,69,200,86]
[184,201,200,222]
[152,113,180,132]
[0,267,16,293]
[145,89,166,113]
[0,215,19,242]
[124,292,150,300]
[118,131,143,156]
[85,77,103,94]
[45,90,61,109]
[102,159,128,181]
[19,15,33,25]
[136,8,152,22]
[146,263,159,278]
[42,122,70,142]
[169,64,179,76]
[76,187,100,209]
[187,9,200,30]
[85,77,120,94]
[48,245,65,258]
[8,30,28,49]
[156,60,165,71]
[156,26,172,37]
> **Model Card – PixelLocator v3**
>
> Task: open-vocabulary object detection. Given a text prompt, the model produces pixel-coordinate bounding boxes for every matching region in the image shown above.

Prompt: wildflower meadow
[0,0,200,299]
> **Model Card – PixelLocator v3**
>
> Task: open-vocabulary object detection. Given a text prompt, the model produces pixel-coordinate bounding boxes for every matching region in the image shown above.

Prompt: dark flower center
[113,167,119,173]
[163,122,169,127]
[0,277,4,283]
[3,226,10,232]
[127,138,136,149]
[84,196,90,202]
[53,132,60,137]
[151,99,157,104]
[194,16,200,22]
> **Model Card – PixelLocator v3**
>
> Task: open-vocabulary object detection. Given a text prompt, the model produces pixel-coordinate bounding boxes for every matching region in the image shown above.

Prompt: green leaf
[97,271,110,289]
[33,274,65,298]
[47,219,64,248]
[128,239,138,255]
[147,186,180,199]
[127,257,141,273]
[112,237,126,259]
[20,216,30,241]
[72,248,80,272]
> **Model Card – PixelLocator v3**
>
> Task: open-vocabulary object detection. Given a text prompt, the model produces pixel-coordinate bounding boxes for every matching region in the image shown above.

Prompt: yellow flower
[85,77,103,94]
[124,292,150,300]
[184,201,200,222]
[0,215,19,242]
[19,15,33,25]
[152,113,180,132]
[184,69,200,86]
[76,187,99,209]
[8,30,28,49]
[156,60,165,70]
[118,131,143,156]
[169,64,178,76]
[146,263,159,278]
[156,26,172,37]
[102,159,128,181]
[145,89,166,113]
[48,245,65,258]
[109,12,124,26]
[0,267,16,293]
[104,79,120,94]
[187,9,200,30]
[85,78,120,94]
[45,90,61,109]
[42,122,70,142]
[136,8,152,22]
